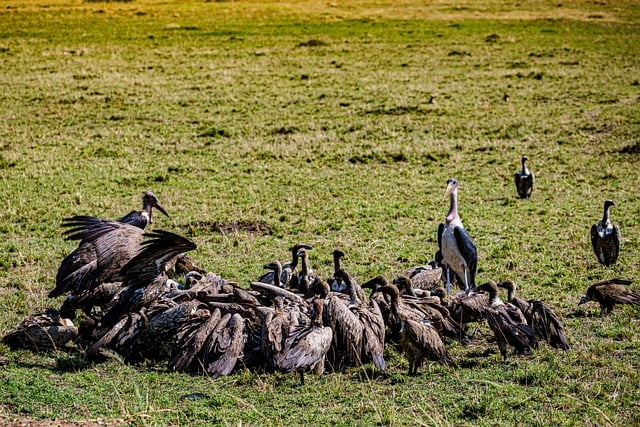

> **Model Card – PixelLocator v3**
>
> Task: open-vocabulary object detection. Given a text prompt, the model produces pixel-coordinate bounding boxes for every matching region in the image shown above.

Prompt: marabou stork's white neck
[601,200,615,229]
[444,179,461,225]
[521,156,529,175]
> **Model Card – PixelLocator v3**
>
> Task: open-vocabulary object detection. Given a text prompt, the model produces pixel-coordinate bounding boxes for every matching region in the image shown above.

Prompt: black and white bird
[514,156,534,199]
[590,200,620,267]
[438,178,477,295]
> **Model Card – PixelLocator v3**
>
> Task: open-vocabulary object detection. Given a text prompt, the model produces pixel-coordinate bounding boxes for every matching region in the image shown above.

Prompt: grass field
[1,0,640,425]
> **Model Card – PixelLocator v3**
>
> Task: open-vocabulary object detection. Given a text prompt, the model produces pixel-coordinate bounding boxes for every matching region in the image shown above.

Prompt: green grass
[1,0,640,424]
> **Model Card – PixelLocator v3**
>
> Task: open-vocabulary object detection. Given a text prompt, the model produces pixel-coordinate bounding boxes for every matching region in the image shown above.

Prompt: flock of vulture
[3,156,640,383]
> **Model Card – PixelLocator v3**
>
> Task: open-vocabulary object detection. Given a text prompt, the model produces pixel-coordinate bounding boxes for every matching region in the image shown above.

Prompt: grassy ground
[1,0,639,425]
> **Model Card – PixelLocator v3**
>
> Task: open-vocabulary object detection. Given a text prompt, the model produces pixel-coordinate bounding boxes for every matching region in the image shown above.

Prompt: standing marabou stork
[590,200,620,267]
[438,178,477,295]
[50,190,169,299]
[514,156,534,199]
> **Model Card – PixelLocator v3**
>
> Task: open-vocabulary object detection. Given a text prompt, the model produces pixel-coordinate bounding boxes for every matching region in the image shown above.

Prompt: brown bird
[590,200,620,267]
[2,308,78,352]
[400,262,443,292]
[578,278,640,316]
[392,276,470,345]
[328,249,347,292]
[432,287,488,328]
[474,281,538,361]
[514,155,534,199]
[334,269,386,371]
[258,243,313,287]
[497,280,570,351]
[291,247,315,293]
[273,298,333,385]
[376,284,456,374]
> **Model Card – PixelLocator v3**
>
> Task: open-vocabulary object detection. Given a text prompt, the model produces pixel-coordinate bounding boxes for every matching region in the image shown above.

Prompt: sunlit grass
[1,0,640,424]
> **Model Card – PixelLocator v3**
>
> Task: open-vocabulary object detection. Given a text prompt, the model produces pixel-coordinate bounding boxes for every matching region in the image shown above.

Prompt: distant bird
[591,200,620,267]
[578,278,640,316]
[514,156,534,199]
[376,284,456,374]
[474,280,538,361]
[497,280,570,351]
[438,178,477,295]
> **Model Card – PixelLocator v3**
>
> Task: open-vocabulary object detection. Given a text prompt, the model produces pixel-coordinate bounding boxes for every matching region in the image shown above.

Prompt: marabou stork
[438,178,477,295]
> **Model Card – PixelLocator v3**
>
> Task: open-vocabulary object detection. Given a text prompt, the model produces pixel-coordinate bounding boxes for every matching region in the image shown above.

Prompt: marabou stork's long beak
[143,190,169,224]
[443,180,457,201]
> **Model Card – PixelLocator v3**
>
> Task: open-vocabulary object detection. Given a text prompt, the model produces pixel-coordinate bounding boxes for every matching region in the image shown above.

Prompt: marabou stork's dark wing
[453,226,477,287]
[120,230,197,289]
[52,218,144,298]
[437,223,444,253]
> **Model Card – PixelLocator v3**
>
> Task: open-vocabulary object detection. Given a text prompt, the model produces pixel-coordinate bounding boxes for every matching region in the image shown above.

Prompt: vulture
[328,249,347,292]
[335,269,386,371]
[93,230,197,334]
[432,287,488,328]
[376,284,456,374]
[401,262,443,292]
[257,243,313,287]
[497,280,570,351]
[272,298,333,385]
[474,281,538,361]
[590,200,620,267]
[514,155,534,199]
[2,308,78,352]
[579,278,640,316]
[292,247,315,293]
[438,178,477,295]
[392,276,470,344]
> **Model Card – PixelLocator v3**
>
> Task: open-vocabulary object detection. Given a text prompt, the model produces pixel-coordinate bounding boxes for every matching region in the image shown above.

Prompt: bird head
[578,295,591,306]
[443,178,458,201]
[392,275,411,290]
[142,190,169,223]
[291,243,313,253]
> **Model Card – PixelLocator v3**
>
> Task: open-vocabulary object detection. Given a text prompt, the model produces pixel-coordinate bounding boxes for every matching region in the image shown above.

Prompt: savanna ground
[0,0,639,425]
